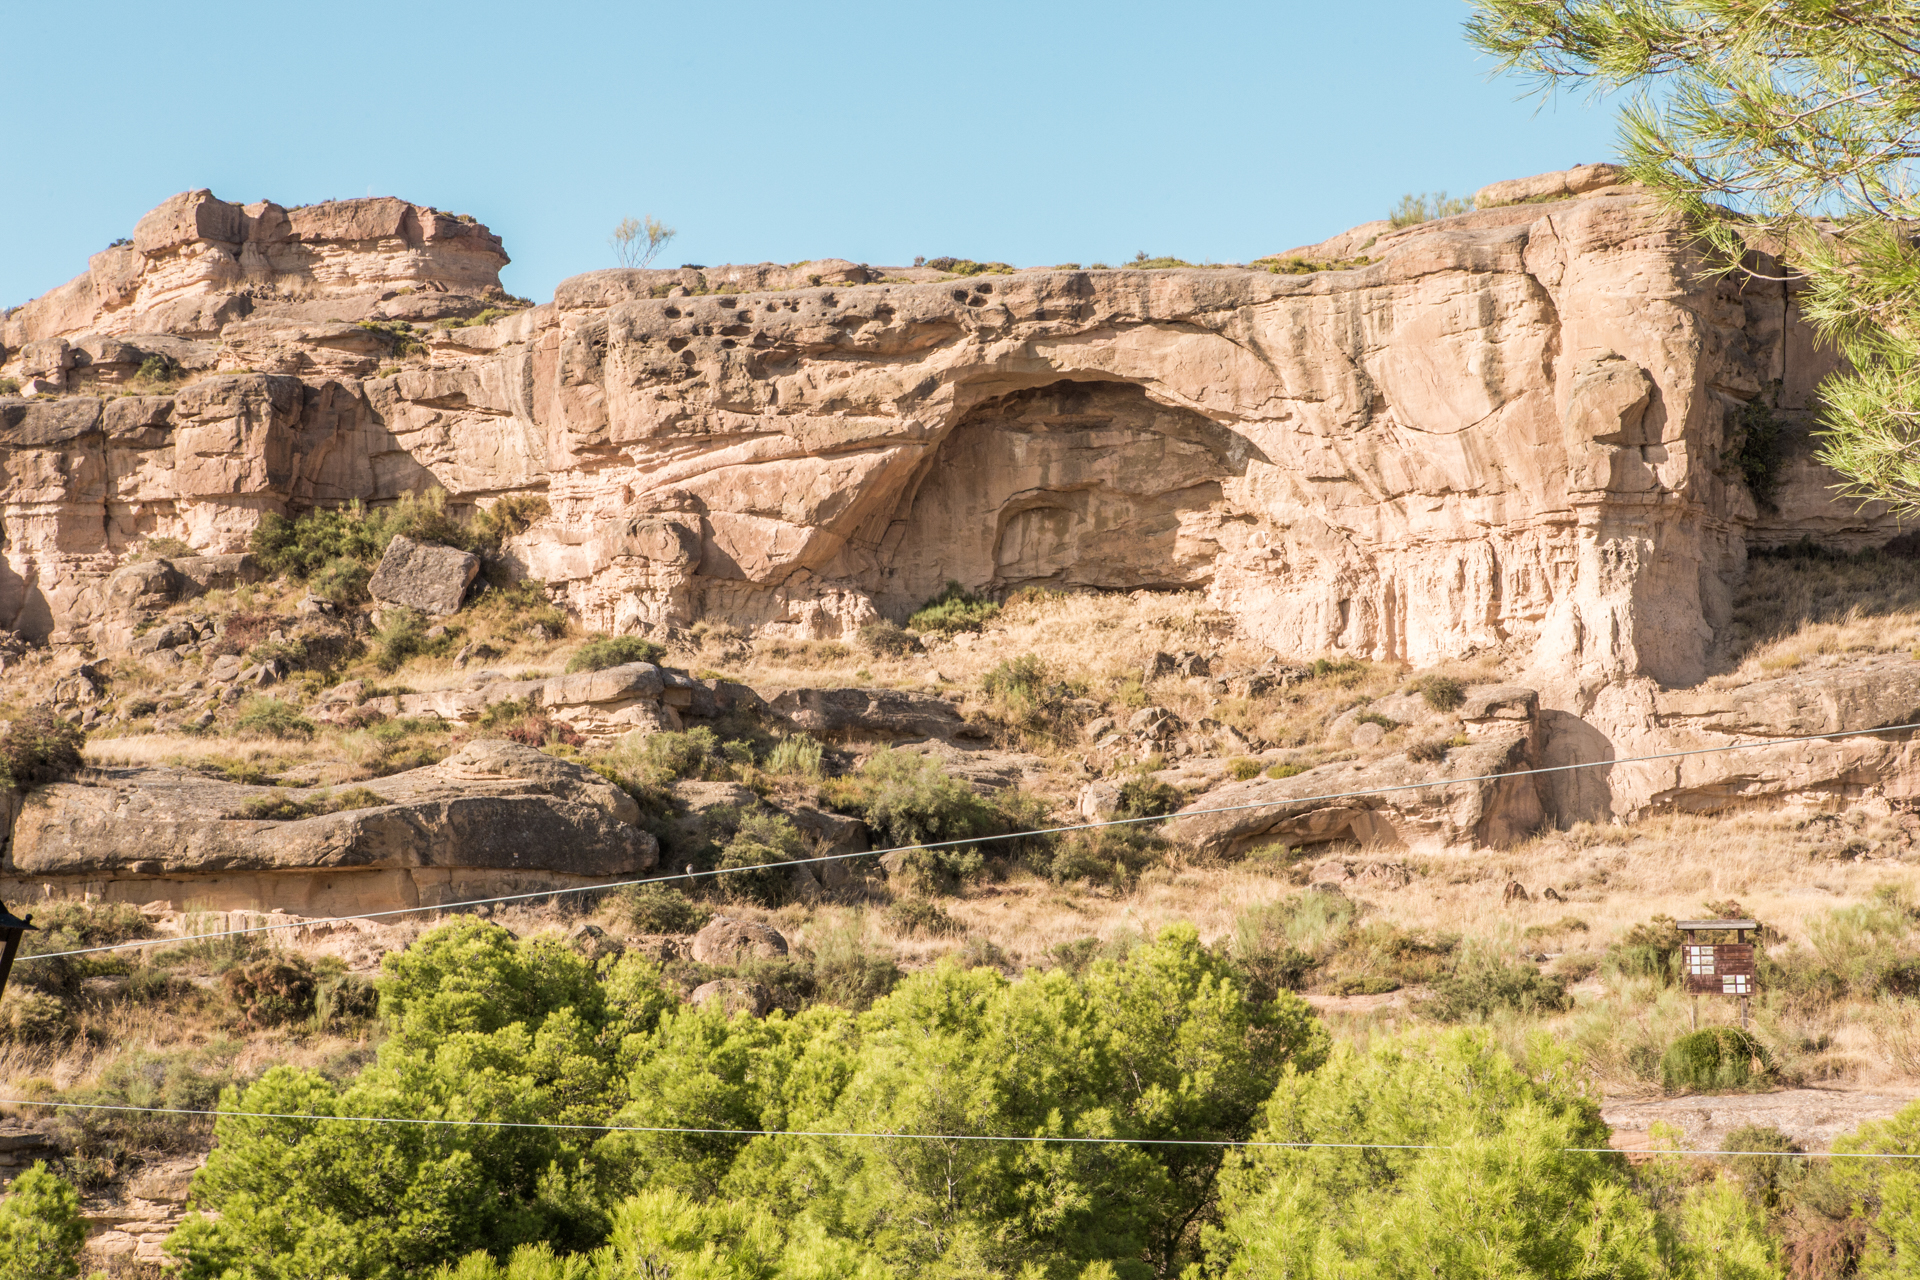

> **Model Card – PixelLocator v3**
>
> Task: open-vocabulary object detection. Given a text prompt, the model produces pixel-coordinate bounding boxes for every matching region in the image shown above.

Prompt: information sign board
[1682,943,1755,996]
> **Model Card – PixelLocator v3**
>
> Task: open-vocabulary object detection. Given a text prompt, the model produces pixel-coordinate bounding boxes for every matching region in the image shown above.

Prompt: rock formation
[6,740,655,913]
[0,169,1909,833]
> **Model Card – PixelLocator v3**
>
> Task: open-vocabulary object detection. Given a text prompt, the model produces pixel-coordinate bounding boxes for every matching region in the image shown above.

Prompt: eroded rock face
[1,174,1888,697]
[1,739,655,914]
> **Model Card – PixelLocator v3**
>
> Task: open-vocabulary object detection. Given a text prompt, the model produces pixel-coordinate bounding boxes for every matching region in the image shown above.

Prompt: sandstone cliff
[0,170,1904,831]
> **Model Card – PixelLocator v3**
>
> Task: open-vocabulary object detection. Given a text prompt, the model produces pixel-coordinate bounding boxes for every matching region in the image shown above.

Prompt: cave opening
[875,380,1262,617]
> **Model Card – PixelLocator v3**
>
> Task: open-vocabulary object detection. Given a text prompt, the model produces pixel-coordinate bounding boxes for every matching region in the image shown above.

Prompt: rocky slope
[1,166,1915,857]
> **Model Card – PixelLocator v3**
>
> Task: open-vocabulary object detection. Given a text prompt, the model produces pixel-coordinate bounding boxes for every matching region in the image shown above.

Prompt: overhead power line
[19,717,1920,964]
[1,1097,1913,1160]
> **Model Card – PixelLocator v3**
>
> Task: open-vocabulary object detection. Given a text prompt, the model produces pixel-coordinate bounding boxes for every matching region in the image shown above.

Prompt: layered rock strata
[2,740,657,914]
[1,172,1912,831]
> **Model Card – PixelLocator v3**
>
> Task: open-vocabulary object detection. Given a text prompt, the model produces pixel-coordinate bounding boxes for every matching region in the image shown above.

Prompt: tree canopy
[1465,0,1920,512]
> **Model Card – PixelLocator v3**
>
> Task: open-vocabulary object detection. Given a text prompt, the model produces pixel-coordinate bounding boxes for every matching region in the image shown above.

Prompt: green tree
[0,1162,87,1280]
[1464,1,1920,512]
[171,922,673,1280]
[1210,1028,1777,1279]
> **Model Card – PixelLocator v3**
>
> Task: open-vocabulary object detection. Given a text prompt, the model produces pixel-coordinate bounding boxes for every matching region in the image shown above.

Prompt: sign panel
[1682,943,1755,995]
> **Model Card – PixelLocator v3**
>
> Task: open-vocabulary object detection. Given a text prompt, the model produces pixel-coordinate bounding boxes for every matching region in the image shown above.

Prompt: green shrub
[924,257,1014,276]
[1422,953,1571,1021]
[0,993,75,1044]
[223,954,318,1028]
[804,927,901,1011]
[716,809,809,905]
[1355,711,1400,730]
[236,697,316,740]
[1229,757,1263,781]
[0,1160,87,1280]
[1417,675,1465,712]
[308,555,371,605]
[644,727,751,782]
[237,786,388,822]
[128,535,195,562]
[0,377,21,397]
[1389,190,1474,227]
[1039,825,1167,888]
[1406,738,1451,764]
[1266,762,1305,780]
[833,749,1006,887]
[251,488,483,583]
[470,495,550,546]
[1607,915,1684,985]
[566,634,666,672]
[857,618,917,656]
[613,884,711,935]
[884,897,964,937]
[980,653,1087,744]
[1662,1026,1773,1092]
[907,580,1001,634]
[0,707,84,789]
[763,734,824,779]
[373,606,441,672]
[1116,775,1182,819]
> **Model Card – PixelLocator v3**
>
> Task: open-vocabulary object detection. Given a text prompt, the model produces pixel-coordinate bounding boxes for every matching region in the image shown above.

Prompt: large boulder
[1163,725,1544,856]
[5,740,655,909]
[689,916,788,965]
[368,535,479,616]
[769,687,978,743]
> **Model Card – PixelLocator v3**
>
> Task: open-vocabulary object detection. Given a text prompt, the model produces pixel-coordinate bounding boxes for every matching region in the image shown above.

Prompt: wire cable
[2,1097,1914,1159]
[19,716,1920,963]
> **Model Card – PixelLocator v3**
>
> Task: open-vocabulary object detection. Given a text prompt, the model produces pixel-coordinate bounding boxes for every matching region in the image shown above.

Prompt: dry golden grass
[1711,550,1920,683]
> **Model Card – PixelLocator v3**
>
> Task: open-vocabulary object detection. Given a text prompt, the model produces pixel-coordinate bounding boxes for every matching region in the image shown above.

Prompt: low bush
[1607,915,1685,985]
[0,992,75,1045]
[1415,674,1466,712]
[884,897,964,937]
[0,707,84,788]
[829,749,1007,888]
[716,809,810,905]
[307,555,372,606]
[857,619,917,656]
[980,654,1088,744]
[907,580,1000,634]
[1406,738,1452,764]
[763,733,824,779]
[1229,756,1264,781]
[1265,762,1305,780]
[236,786,388,822]
[1355,710,1399,731]
[0,377,21,396]
[470,494,550,546]
[804,927,901,1010]
[1038,825,1168,888]
[1662,1026,1773,1092]
[566,634,666,672]
[644,727,753,782]
[1115,775,1183,819]
[1422,952,1571,1021]
[236,697,316,740]
[223,954,319,1028]
[613,884,711,935]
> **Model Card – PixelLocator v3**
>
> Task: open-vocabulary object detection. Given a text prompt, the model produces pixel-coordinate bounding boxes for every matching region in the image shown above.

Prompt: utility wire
[19,716,1920,964]
[1,1097,1914,1159]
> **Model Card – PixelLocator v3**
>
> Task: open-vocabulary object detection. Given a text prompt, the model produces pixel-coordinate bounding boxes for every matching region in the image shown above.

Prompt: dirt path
[1603,1088,1920,1153]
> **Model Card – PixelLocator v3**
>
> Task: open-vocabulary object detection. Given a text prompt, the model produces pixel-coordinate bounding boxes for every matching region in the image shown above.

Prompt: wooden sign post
[1677,919,1758,1029]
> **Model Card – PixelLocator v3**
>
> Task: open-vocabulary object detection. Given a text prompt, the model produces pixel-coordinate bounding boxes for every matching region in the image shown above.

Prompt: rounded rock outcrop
[689,917,788,965]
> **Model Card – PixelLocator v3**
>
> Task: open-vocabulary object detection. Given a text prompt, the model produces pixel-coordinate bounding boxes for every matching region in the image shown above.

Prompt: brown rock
[689,916,789,965]
[368,535,480,617]
[1503,881,1532,905]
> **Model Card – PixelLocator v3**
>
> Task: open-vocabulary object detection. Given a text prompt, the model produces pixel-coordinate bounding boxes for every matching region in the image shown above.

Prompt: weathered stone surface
[6,739,654,891]
[368,535,479,616]
[3,172,1893,690]
[1164,725,1543,855]
[689,916,788,965]
[769,687,974,742]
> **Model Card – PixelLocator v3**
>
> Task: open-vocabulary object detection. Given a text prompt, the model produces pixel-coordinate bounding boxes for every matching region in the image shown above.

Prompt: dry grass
[1711,550,1920,683]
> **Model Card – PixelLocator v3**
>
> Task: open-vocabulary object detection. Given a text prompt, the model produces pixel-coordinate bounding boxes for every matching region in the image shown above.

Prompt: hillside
[4,170,1920,1275]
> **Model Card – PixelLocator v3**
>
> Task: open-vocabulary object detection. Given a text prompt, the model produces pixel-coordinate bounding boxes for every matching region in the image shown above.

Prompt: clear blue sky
[2,0,1619,309]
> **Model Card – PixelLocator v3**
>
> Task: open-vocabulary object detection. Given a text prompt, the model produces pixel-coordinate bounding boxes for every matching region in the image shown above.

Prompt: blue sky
[1,0,1619,309]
